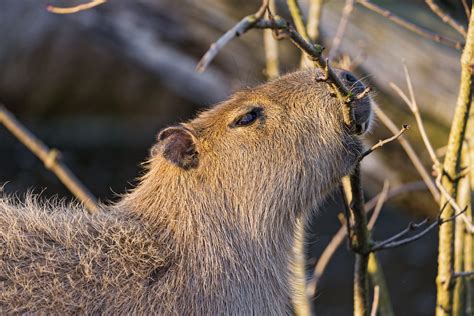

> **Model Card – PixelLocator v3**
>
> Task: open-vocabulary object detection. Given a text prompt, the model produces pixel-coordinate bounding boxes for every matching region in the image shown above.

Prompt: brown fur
[0,68,373,314]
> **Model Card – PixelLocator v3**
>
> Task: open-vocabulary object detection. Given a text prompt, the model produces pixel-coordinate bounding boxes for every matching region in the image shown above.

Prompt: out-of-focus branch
[328,0,355,61]
[461,0,471,19]
[375,106,440,202]
[355,0,463,49]
[306,0,323,42]
[0,105,99,213]
[301,0,324,67]
[369,285,380,316]
[263,0,280,79]
[47,0,106,14]
[425,0,467,37]
[287,0,309,41]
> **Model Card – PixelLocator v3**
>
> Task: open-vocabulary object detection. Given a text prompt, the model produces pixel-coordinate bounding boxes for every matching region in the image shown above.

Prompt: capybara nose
[335,69,373,135]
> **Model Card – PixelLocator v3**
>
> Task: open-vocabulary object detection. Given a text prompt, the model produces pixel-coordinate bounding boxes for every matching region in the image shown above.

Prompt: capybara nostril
[343,71,358,84]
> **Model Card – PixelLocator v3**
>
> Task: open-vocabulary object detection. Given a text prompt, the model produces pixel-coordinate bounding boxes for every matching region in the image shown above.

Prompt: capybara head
[147,68,373,228]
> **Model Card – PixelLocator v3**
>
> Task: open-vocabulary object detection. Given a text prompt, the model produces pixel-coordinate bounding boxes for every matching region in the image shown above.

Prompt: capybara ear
[155,126,199,170]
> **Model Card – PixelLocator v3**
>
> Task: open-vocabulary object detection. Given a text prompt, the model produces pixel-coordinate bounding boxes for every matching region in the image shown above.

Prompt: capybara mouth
[335,69,374,135]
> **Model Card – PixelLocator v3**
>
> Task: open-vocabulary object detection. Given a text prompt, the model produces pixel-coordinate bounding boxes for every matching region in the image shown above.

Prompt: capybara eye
[231,108,262,128]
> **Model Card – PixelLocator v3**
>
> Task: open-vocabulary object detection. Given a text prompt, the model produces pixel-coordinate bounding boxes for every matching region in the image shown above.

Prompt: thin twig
[356,0,463,49]
[306,181,427,297]
[306,0,324,42]
[263,0,280,79]
[47,0,106,14]
[372,204,467,252]
[196,0,270,73]
[461,0,471,19]
[453,271,474,278]
[0,105,99,213]
[425,0,467,37]
[302,0,324,67]
[287,0,310,41]
[328,0,355,61]
[367,180,390,229]
[359,124,410,161]
[374,107,440,202]
[370,286,380,316]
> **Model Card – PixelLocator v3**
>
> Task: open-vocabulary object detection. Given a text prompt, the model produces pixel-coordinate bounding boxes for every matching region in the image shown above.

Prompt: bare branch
[196,0,270,73]
[425,0,467,37]
[461,0,471,19]
[306,181,427,297]
[263,0,280,79]
[328,0,355,61]
[0,105,99,213]
[453,271,474,278]
[367,180,390,230]
[372,204,467,252]
[359,124,410,161]
[370,285,380,316]
[374,107,440,201]
[287,0,310,41]
[390,63,441,167]
[356,0,463,49]
[306,0,324,42]
[47,0,106,14]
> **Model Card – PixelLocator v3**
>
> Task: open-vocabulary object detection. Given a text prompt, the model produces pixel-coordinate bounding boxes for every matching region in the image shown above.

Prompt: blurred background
[0,0,470,314]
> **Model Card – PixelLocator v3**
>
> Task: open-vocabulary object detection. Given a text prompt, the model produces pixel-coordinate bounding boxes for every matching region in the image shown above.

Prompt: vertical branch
[328,0,355,61]
[342,166,370,316]
[465,121,474,315]
[287,0,310,41]
[263,0,280,79]
[0,105,99,213]
[301,0,324,67]
[306,0,323,42]
[436,4,474,315]
[453,150,469,315]
[368,253,395,316]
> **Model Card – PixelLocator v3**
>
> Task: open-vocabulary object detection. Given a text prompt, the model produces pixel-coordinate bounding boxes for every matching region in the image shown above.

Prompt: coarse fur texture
[0,68,373,314]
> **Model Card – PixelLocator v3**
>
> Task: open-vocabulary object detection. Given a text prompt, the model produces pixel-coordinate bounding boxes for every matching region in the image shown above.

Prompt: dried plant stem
[287,0,310,41]
[425,0,467,37]
[368,254,394,316]
[358,124,409,161]
[436,5,474,315]
[301,0,324,67]
[263,0,280,80]
[328,0,355,61]
[342,166,370,316]
[306,0,323,42]
[374,107,440,201]
[47,0,106,14]
[0,105,99,213]
[355,0,463,49]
